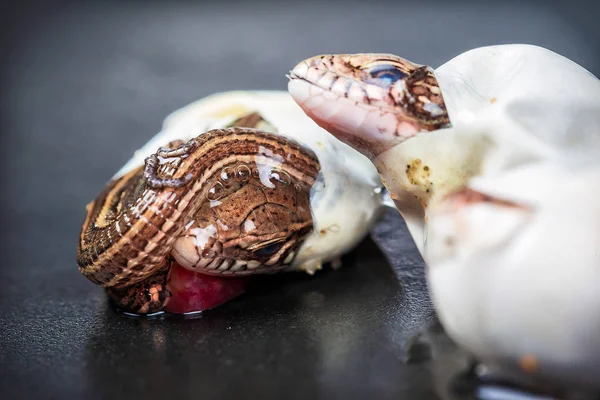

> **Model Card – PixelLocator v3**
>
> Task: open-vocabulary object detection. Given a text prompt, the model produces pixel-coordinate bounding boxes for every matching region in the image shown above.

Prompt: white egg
[423,45,600,389]
[290,44,600,390]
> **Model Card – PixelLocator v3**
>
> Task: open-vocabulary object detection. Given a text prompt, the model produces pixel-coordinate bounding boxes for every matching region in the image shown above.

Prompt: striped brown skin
[77,127,321,299]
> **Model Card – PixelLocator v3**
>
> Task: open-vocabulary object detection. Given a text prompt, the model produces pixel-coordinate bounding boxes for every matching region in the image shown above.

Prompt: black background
[1,1,598,399]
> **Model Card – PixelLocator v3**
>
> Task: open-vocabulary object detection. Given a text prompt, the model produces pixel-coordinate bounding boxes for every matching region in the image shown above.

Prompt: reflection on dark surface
[82,227,446,399]
[78,211,476,400]
[451,370,559,400]
[449,363,600,400]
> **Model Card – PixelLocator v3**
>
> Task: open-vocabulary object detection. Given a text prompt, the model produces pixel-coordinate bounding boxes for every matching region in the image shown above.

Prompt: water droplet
[207,182,224,200]
[220,167,234,183]
[269,169,291,186]
[294,184,302,192]
[236,165,251,181]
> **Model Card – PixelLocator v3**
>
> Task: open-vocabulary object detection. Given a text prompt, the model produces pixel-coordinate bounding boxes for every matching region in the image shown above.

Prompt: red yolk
[165,262,247,314]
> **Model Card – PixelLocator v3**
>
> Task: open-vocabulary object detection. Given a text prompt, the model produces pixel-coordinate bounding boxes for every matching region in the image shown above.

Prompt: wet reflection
[451,371,558,400]
[83,228,445,399]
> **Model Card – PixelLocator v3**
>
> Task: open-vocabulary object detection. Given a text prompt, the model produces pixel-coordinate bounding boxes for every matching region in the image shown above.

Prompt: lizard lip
[286,69,324,95]
[286,64,328,87]
[286,71,309,83]
[287,60,349,93]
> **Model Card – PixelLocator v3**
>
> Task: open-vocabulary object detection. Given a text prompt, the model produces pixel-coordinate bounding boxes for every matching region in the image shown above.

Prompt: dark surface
[1,1,598,399]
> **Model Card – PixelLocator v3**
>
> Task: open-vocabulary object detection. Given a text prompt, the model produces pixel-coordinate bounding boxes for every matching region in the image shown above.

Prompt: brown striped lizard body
[77,122,320,314]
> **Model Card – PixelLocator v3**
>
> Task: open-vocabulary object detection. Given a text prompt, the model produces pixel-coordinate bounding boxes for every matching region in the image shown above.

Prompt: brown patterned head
[288,53,451,158]
[77,124,321,288]
[170,138,317,275]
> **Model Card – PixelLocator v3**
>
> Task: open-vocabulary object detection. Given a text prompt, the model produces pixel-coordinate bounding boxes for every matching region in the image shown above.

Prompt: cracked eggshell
[423,45,600,388]
[374,44,600,257]
[115,91,384,273]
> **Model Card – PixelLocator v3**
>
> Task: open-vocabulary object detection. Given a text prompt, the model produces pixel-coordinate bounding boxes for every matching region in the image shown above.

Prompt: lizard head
[288,53,451,158]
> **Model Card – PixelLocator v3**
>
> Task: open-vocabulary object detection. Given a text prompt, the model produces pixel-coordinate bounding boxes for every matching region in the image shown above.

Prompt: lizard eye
[368,65,407,86]
[254,242,284,257]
